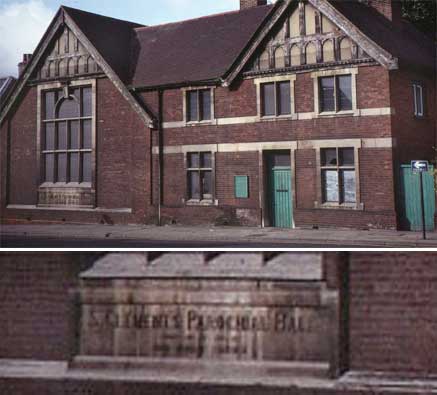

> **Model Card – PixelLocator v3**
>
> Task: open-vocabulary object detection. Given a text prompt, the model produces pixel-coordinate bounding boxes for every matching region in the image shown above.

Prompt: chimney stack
[240,0,268,10]
[366,0,403,23]
[18,53,32,76]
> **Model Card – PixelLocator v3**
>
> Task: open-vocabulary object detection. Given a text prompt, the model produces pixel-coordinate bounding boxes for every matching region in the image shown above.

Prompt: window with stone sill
[42,86,93,185]
[321,147,356,205]
[261,81,291,117]
[186,89,212,123]
[187,152,213,202]
[318,75,352,113]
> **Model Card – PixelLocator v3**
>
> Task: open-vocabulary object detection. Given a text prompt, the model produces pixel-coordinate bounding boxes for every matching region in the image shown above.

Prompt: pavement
[1,223,437,248]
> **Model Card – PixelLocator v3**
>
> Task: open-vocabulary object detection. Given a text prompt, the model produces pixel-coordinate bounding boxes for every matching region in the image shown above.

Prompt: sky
[0,0,275,77]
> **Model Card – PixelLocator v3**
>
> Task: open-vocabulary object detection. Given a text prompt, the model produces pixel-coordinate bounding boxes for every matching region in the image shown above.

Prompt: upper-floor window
[319,75,352,113]
[187,152,213,201]
[413,83,425,117]
[186,89,212,122]
[42,86,93,184]
[261,81,291,117]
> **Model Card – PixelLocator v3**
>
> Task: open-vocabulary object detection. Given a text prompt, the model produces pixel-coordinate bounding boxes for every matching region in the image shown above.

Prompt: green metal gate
[269,167,293,228]
[399,165,435,231]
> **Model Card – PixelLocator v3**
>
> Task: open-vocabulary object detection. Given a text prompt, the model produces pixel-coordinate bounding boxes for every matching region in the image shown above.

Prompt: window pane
[341,170,356,203]
[57,153,67,182]
[82,120,92,149]
[188,153,199,168]
[277,82,291,116]
[321,148,337,166]
[58,98,79,118]
[271,153,291,167]
[262,83,275,116]
[200,90,211,121]
[44,154,54,183]
[319,77,335,112]
[338,75,352,111]
[44,91,56,120]
[82,153,92,183]
[322,170,339,202]
[201,171,212,197]
[82,87,92,117]
[45,123,55,150]
[339,148,354,166]
[187,91,198,122]
[58,122,68,150]
[188,171,200,199]
[70,153,79,182]
[201,152,212,168]
[70,121,79,149]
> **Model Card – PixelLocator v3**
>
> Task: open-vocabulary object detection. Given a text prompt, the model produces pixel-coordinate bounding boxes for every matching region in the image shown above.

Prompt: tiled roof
[0,77,16,109]
[130,5,275,88]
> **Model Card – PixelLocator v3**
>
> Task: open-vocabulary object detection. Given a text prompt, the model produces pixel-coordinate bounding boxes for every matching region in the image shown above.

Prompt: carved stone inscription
[79,285,330,362]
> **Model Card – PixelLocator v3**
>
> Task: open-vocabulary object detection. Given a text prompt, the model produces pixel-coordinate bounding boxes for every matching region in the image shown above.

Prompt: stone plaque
[73,253,338,375]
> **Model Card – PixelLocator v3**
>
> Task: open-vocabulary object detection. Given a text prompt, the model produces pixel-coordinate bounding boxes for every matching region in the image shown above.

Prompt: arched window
[78,57,86,74]
[67,58,75,76]
[259,51,270,70]
[305,42,317,64]
[274,47,286,69]
[290,45,301,66]
[322,40,335,62]
[58,59,67,77]
[48,61,55,78]
[87,56,96,73]
[340,38,352,61]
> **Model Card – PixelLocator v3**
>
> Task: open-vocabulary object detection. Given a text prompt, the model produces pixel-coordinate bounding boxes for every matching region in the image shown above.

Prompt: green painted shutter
[235,176,249,198]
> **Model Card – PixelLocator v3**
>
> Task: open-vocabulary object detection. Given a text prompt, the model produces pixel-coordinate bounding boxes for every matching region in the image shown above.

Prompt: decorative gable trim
[0,7,155,128]
[223,0,398,87]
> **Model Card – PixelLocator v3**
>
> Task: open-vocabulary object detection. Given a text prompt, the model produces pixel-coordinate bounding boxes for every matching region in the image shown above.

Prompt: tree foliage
[401,0,436,37]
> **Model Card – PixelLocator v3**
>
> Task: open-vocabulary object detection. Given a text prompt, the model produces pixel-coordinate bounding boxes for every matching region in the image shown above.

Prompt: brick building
[0,0,435,230]
[1,252,437,394]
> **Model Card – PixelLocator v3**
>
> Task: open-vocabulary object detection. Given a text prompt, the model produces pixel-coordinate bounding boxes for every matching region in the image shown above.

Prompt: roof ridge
[134,4,273,32]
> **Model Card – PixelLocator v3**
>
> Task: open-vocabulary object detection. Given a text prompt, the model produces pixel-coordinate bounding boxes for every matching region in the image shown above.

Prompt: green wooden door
[399,165,435,231]
[269,168,293,228]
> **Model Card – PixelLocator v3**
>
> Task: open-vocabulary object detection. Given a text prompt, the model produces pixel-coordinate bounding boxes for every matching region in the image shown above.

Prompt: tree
[401,0,437,37]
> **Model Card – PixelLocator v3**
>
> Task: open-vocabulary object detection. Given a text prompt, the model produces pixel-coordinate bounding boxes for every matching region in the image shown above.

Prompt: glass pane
[57,153,67,182]
[58,97,79,118]
[187,91,198,122]
[70,153,79,182]
[188,153,199,168]
[200,90,211,121]
[339,148,354,166]
[321,148,337,166]
[277,81,291,116]
[44,154,54,183]
[338,75,352,111]
[44,91,56,120]
[201,152,212,168]
[70,121,79,149]
[319,77,335,112]
[45,123,55,150]
[341,170,356,203]
[82,87,92,117]
[82,120,92,149]
[262,83,275,116]
[82,153,92,183]
[322,170,339,202]
[271,153,291,167]
[201,171,212,197]
[188,171,200,199]
[57,122,68,150]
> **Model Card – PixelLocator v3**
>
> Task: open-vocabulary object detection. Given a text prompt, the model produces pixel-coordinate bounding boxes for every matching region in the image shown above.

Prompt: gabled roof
[130,4,275,88]
[0,77,16,110]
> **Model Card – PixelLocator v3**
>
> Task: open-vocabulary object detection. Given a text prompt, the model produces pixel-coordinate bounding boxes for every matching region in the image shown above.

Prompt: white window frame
[413,83,424,118]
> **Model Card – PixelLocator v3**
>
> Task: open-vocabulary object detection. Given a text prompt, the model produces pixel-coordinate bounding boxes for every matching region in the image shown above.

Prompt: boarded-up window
[186,89,212,122]
[187,152,213,201]
[261,81,291,117]
[321,15,335,33]
[289,8,300,37]
[290,45,301,66]
[305,4,316,35]
[340,38,352,60]
[321,147,356,204]
[305,42,317,64]
[260,51,270,70]
[274,47,286,69]
[235,176,249,199]
[322,40,335,62]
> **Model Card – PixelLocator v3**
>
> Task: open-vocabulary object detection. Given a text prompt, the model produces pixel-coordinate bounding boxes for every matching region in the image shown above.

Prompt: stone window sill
[186,199,218,207]
[314,202,364,211]
[39,182,92,189]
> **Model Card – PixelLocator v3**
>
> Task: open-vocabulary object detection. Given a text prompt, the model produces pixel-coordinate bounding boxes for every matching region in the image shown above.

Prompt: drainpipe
[157,89,164,226]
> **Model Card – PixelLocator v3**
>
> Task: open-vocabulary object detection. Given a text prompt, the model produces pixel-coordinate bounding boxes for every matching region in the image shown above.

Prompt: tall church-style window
[42,86,93,184]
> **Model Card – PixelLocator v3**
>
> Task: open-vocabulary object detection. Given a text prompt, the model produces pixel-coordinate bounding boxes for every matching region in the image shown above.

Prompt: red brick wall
[215,79,258,118]
[349,252,437,374]
[357,66,390,108]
